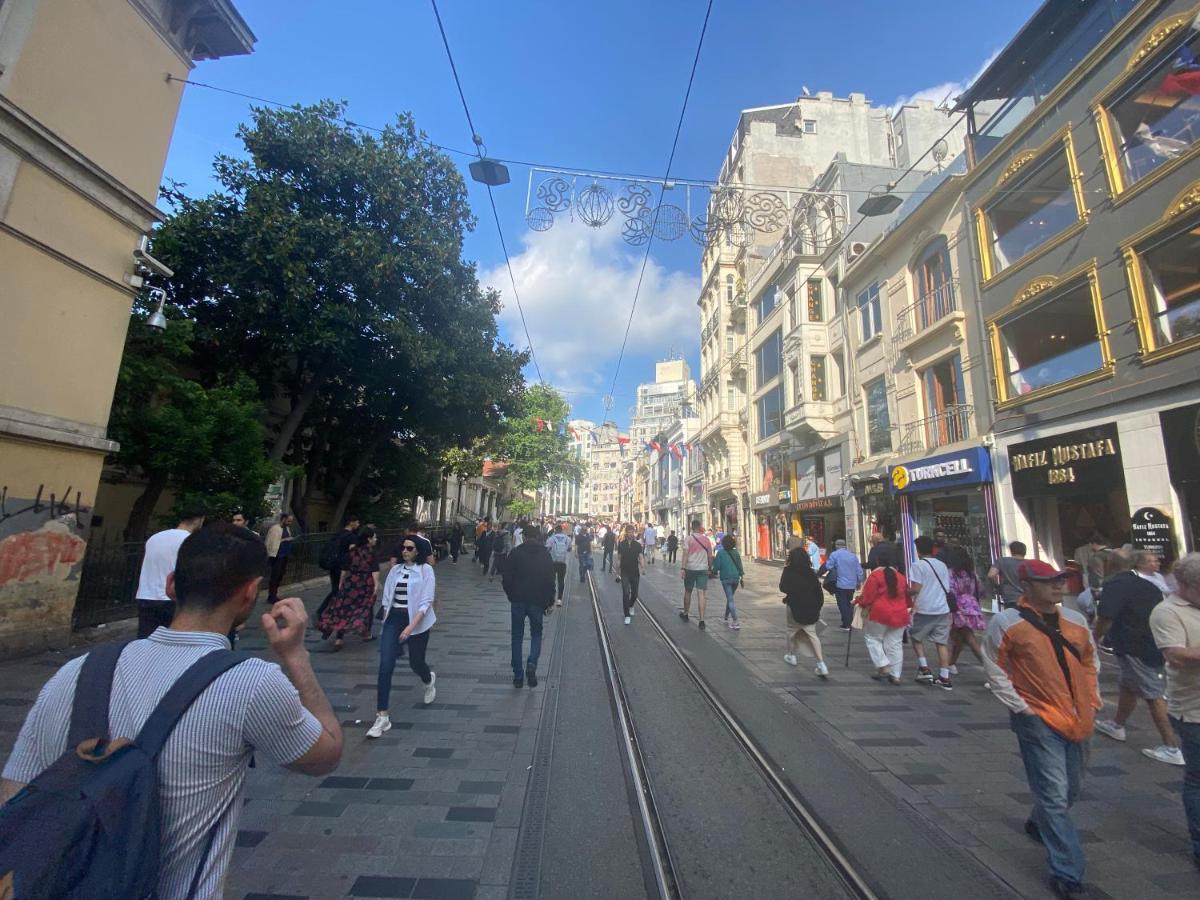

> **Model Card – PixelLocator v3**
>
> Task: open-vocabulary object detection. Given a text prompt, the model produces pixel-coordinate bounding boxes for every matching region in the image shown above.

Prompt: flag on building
[670,443,683,461]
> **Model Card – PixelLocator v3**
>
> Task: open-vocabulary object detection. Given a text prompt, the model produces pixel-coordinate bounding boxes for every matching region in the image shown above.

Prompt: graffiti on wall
[0,484,90,591]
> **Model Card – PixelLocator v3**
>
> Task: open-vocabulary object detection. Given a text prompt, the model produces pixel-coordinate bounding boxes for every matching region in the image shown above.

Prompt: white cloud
[891,49,1002,112]
[481,219,700,401]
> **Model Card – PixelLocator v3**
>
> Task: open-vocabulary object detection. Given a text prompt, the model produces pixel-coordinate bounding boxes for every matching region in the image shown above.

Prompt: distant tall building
[630,359,696,448]
[585,422,622,519]
[540,418,594,517]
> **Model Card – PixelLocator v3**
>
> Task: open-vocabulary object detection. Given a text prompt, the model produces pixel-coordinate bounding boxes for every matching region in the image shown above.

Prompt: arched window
[725,273,734,301]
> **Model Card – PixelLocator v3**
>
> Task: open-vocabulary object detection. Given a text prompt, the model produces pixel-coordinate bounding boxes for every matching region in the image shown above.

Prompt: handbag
[822,570,838,595]
[927,561,958,615]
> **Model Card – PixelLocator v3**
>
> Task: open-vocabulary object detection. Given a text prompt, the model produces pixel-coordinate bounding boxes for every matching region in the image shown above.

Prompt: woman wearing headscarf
[317,527,379,650]
[780,546,829,679]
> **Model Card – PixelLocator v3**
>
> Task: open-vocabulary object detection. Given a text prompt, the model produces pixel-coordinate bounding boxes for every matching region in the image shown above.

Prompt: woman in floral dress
[318,527,378,649]
[945,545,988,674]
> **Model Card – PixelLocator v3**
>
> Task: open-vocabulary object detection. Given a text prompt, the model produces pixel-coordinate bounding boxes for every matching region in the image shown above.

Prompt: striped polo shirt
[2,629,323,898]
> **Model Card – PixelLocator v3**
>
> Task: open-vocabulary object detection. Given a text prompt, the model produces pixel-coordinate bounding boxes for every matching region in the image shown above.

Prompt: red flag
[535,418,545,432]
[670,443,683,461]
[616,435,630,444]
[650,440,662,453]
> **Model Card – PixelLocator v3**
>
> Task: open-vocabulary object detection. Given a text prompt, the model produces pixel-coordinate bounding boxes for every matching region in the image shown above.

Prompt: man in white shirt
[907,534,955,690]
[136,510,205,638]
[643,523,659,565]
[545,524,573,606]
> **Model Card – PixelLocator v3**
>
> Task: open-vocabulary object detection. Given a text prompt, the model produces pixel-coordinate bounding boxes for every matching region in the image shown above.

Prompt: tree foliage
[496,384,585,493]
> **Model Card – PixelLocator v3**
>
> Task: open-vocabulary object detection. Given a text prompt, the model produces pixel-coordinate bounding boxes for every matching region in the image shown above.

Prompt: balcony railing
[730,347,747,372]
[898,404,974,455]
[895,279,959,346]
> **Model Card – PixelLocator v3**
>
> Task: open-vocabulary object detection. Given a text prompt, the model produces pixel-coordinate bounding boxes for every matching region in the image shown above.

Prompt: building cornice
[0,404,119,454]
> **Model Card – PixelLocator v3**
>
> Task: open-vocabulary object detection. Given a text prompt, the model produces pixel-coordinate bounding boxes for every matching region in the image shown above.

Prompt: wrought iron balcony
[730,289,748,323]
[730,346,747,373]
[898,404,974,455]
[894,279,960,349]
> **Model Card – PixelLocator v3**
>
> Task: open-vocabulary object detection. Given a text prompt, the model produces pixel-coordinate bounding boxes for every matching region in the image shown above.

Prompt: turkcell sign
[888,447,992,495]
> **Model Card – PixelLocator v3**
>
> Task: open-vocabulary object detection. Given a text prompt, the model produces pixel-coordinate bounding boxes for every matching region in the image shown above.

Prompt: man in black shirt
[502,526,554,688]
[616,526,645,625]
[602,526,617,572]
[576,528,594,583]
[866,532,903,572]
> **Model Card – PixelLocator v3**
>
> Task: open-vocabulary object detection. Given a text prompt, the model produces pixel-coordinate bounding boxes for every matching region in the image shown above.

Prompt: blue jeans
[1171,717,1200,863]
[722,579,739,620]
[511,602,544,676]
[578,551,593,581]
[376,609,431,712]
[1011,712,1089,884]
[835,588,855,628]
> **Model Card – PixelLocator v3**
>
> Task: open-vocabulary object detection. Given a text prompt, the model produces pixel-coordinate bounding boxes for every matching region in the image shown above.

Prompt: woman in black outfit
[779,546,829,678]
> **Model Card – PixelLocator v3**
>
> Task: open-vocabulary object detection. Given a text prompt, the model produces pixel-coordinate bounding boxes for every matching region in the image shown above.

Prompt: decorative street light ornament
[644,204,688,241]
[536,176,573,213]
[576,182,615,228]
[622,215,653,246]
[526,207,554,231]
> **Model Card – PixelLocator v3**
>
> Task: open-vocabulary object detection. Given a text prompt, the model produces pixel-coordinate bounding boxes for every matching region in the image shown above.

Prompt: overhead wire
[428,0,544,384]
[606,0,715,406]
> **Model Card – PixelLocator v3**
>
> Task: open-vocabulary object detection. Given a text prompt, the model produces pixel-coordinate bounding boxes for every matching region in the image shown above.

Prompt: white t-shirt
[908,556,951,615]
[684,533,713,571]
[136,528,191,602]
[643,527,657,547]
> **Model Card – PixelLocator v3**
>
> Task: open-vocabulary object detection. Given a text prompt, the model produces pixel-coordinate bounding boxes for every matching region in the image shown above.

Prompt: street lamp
[145,288,168,331]
[857,183,903,217]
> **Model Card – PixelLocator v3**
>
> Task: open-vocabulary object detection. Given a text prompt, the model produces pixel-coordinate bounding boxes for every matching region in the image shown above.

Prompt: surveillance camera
[133,235,174,279]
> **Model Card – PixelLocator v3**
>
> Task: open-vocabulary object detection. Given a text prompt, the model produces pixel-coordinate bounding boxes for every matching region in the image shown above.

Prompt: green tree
[110,306,275,540]
[497,384,585,494]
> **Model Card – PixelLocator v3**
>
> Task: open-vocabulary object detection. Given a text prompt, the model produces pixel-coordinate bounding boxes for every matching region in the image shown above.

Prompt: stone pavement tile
[348,875,416,897]
[478,825,518,887]
[411,878,478,900]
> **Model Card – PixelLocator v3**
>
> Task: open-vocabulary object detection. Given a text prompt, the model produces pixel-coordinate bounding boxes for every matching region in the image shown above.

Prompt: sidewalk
[635,556,1198,897]
[0,558,558,900]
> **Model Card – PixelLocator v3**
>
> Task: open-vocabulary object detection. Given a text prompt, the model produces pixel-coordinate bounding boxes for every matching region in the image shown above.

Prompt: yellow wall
[3,0,188,202]
[0,231,133,426]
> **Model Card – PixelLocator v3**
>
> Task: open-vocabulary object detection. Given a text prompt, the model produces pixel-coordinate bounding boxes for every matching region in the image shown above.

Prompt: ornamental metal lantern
[576,182,614,228]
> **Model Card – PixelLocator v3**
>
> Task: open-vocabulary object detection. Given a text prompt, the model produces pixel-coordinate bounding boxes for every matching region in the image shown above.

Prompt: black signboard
[1130,506,1176,565]
[751,492,774,509]
[1008,423,1124,499]
[791,495,844,513]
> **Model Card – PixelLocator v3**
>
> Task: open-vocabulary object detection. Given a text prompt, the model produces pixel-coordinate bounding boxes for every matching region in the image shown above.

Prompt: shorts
[1118,654,1167,700]
[909,612,951,645]
[683,569,709,591]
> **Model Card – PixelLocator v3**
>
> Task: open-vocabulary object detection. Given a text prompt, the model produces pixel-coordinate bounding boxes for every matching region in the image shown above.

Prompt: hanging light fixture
[857,182,903,216]
[145,288,168,331]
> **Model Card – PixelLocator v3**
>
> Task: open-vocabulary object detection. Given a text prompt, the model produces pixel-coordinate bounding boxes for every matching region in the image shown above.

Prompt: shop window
[913,240,956,328]
[807,278,824,322]
[857,282,883,341]
[1126,215,1200,357]
[979,138,1083,277]
[1101,25,1200,191]
[994,274,1109,400]
[754,328,783,386]
[810,354,827,402]
[756,384,784,439]
[865,377,892,455]
[920,354,970,449]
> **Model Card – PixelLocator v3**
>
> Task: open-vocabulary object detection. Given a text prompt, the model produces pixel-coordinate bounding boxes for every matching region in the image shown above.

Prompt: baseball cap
[1019,560,1069,582]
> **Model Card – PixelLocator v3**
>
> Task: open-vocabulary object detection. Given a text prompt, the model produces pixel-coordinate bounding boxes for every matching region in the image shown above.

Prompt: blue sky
[166,0,1040,428]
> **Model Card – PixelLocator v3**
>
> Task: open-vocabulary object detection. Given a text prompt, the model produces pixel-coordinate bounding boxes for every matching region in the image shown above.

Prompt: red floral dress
[950,570,988,631]
[318,544,377,637]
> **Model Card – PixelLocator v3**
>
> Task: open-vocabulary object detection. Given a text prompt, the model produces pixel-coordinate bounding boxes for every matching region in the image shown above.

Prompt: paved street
[2,553,1199,898]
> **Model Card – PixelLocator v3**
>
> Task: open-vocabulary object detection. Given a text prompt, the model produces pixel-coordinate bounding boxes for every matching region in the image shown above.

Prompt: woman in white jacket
[367,539,437,738]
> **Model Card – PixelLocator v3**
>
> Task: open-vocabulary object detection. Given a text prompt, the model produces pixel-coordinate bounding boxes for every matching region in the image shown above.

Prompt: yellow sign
[891,466,909,491]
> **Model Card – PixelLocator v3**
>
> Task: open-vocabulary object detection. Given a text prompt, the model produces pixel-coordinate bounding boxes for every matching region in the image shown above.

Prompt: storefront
[1006,423,1129,566]
[787,494,845,557]
[790,445,847,554]
[853,476,901,549]
[1162,402,1200,554]
[889,446,1000,577]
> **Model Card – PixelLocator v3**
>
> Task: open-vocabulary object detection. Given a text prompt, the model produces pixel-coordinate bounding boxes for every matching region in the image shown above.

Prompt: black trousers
[620,572,640,614]
[602,548,614,571]
[268,555,289,601]
[315,567,342,622]
[667,548,677,563]
[553,562,567,599]
[137,601,176,638]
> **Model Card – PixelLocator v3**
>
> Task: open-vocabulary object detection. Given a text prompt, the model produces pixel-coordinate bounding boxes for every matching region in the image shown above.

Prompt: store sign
[1130,507,1176,563]
[860,480,886,496]
[778,488,792,502]
[792,496,844,513]
[888,447,992,495]
[751,492,774,509]
[1007,424,1123,499]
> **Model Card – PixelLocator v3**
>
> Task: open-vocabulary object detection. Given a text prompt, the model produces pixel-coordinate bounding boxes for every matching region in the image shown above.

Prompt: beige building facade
[0,0,253,656]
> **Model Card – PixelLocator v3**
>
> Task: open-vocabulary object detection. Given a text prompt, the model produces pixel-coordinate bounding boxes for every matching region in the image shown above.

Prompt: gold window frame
[1092,3,1200,204]
[972,124,1089,287]
[1120,178,1200,362]
[986,260,1115,408]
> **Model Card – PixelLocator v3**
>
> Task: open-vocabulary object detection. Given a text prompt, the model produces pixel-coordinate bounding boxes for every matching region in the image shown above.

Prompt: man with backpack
[0,523,343,898]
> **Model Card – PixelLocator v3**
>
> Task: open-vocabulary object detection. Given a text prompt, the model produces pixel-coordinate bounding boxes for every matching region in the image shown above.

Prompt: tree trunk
[331,437,381,528]
[455,478,465,521]
[124,470,170,542]
[438,476,447,525]
[298,432,328,526]
[269,371,326,464]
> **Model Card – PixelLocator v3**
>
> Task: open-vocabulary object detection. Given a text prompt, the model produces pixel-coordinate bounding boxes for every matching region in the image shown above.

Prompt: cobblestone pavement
[634,556,1199,898]
[0,559,558,900]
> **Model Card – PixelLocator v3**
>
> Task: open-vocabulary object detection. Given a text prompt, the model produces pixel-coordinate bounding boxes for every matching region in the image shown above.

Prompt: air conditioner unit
[848,241,868,259]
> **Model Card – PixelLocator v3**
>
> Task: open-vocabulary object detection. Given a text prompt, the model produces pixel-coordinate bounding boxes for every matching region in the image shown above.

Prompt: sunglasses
[402,544,417,551]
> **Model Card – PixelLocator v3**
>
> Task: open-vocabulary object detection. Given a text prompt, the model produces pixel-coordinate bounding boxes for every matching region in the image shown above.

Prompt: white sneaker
[366,714,392,738]
[784,654,798,667]
[1142,745,1186,766]
[1093,719,1127,742]
[624,615,631,625]
[423,671,437,705]
[815,661,829,678]
[948,665,959,676]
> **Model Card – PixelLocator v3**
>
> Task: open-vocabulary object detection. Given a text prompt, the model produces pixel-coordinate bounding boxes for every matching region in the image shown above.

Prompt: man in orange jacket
[982,559,1101,899]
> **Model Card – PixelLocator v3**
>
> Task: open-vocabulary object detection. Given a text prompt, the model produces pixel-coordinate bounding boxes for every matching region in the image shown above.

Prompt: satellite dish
[932,139,949,163]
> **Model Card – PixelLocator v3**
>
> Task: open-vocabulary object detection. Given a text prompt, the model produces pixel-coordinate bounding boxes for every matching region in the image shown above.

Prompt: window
[834,349,845,397]
[864,378,892,455]
[994,274,1109,400]
[727,383,736,410]
[807,279,823,322]
[754,328,783,387]
[809,355,827,402]
[726,334,734,354]
[979,136,1083,277]
[803,119,817,134]
[914,241,956,328]
[920,354,968,448]
[787,286,798,329]
[757,384,784,439]
[756,284,779,323]
[857,283,883,341]
[1127,218,1200,355]
[1101,21,1200,192]
[726,273,734,301]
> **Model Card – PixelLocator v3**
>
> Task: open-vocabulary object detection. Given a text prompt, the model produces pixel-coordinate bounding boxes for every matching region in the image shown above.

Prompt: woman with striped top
[368,539,438,738]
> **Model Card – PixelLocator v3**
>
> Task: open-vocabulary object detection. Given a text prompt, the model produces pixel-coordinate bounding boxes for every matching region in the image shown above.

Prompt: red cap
[1019,560,1069,582]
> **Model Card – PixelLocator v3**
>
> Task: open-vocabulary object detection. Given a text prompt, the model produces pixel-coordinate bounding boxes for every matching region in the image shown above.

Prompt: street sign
[1130,506,1176,565]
